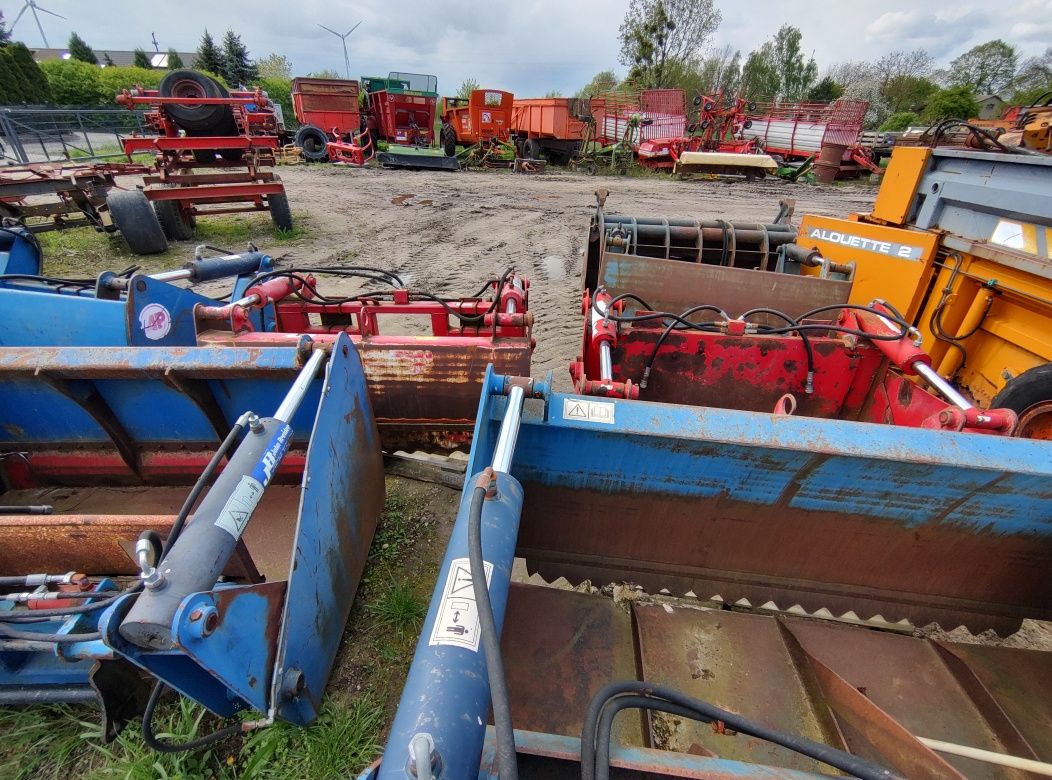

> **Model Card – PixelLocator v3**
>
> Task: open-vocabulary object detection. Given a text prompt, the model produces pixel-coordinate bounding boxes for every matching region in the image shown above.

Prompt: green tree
[40,59,106,104]
[768,24,817,101]
[0,10,14,47]
[103,52,115,66]
[923,85,979,122]
[949,40,1017,94]
[740,47,778,100]
[98,65,164,100]
[619,0,721,88]
[133,48,152,69]
[577,70,620,98]
[1010,47,1051,103]
[9,42,51,102]
[259,76,293,126]
[456,78,480,99]
[879,111,918,132]
[257,53,291,80]
[881,74,937,113]
[544,89,563,97]
[874,49,933,90]
[68,32,98,65]
[310,68,340,79]
[166,48,184,69]
[0,48,29,103]
[807,76,843,102]
[221,30,256,86]
[697,45,741,95]
[196,30,223,75]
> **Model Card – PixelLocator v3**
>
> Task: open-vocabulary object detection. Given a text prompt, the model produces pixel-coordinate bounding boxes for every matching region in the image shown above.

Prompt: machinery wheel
[523,138,542,160]
[219,149,245,162]
[442,124,457,157]
[743,119,753,129]
[159,70,236,135]
[193,149,215,165]
[692,95,702,107]
[992,363,1052,439]
[108,190,167,255]
[153,193,196,242]
[269,178,294,232]
[294,125,330,162]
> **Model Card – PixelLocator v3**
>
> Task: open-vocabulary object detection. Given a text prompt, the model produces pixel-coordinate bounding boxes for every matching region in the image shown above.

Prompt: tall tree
[1010,47,1052,103]
[740,47,779,100]
[9,42,50,102]
[826,61,877,92]
[196,30,223,75]
[807,76,843,102]
[881,74,937,113]
[256,52,291,80]
[768,25,817,101]
[697,45,741,95]
[456,78,480,99]
[577,70,620,98]
[221,30,256,87]
[0,11,12,46]
[133,48,153,69]
[949,40,1018,94]
[166,48,184,69]
[873,49,933,89]
[0,49,29,103]
[67,32,98,65]
[102,52,115,66]
[619,0,721,88]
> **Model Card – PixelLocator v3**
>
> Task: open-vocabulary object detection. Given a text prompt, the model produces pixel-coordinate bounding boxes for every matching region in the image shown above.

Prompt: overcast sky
[7,0,1051,95]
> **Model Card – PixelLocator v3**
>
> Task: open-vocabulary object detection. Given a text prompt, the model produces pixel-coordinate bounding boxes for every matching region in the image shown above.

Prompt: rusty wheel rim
[1015,400,1052,440]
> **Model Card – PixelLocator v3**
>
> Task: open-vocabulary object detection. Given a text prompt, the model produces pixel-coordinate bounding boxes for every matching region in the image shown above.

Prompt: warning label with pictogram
[562,397,615,424]
[429,557,494,651]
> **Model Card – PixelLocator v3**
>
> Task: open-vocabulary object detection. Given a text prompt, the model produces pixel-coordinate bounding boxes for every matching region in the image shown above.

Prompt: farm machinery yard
[1,120,1051,780]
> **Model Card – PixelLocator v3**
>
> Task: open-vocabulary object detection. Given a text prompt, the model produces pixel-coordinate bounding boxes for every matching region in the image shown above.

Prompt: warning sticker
[214,475,264,539]
[562,397,615,425]
[428,557,493,651]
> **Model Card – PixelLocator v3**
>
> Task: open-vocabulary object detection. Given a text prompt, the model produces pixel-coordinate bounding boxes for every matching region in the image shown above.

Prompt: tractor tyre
[159,70,236,136]
[108,190,168,256]
[295,125,330,162]
[442,124,457,157]
[153,191,196,242]
[193,149,215,165]
[220,148,245,162]
[269,177,294,232]
[991,363,1052,439]
[523,138,542,160]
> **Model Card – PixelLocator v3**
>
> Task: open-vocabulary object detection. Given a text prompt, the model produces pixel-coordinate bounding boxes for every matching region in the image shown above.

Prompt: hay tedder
[0,244,532,737]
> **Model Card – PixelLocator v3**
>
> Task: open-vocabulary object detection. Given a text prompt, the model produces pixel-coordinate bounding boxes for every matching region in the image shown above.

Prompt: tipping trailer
[289,76,373,164]
[362,367,1052,779]
[510,97,592,164]
[440,89,514,157]
[363,72,439,147]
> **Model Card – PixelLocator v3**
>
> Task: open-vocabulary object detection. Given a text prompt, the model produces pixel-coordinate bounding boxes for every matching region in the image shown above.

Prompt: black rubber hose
[640,305,726,389]
[0,585,132,621]
[594,695,703,780]
[0,622,101,643]
[467,479,518,780]
[141,681,242,753]
[581,682,901,780]
[741,307,815,390]
[162,417,246,558]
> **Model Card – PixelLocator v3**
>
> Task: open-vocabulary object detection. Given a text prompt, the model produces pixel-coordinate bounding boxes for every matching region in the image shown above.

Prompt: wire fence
[0,107,149,165]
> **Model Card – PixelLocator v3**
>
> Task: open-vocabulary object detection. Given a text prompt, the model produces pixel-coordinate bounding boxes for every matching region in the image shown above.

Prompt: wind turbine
[10,0,66,48]
[318,21,362,80]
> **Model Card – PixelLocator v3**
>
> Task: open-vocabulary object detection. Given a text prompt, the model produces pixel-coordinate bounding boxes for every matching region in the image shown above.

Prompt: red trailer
[290,77,372,164]
[440,89,514,156]
[362,72,439,147]
[510,97,591,164]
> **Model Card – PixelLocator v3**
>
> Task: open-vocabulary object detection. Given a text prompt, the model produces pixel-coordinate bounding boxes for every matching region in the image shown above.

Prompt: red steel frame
[571,290,1016,435]
[117,88,287,218]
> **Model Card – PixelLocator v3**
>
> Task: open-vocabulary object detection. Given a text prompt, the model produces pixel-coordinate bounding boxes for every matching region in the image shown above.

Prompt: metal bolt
[135,279,147,292]
[202,610,220,636]
[189,608,203,622]
[247,413,263,433]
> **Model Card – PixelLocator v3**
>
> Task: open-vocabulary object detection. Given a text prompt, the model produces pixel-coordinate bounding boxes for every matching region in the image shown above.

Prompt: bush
[0,48,30,103]
[9,42,51,102]
[923,86,979,123]
[98,66,163,102]
[258,76,294,127]
[880,111,919,132]
[40,59,106,105]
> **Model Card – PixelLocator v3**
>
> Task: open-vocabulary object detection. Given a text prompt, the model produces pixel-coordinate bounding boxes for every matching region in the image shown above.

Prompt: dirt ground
[267,165,877,383]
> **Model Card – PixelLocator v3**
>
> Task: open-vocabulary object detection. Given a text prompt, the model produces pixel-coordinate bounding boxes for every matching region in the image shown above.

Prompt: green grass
[67,143,154,165]
[0,479,443,780]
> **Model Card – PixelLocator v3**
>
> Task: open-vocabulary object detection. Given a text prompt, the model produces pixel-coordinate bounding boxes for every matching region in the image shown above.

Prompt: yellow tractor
[797,145,1052,437]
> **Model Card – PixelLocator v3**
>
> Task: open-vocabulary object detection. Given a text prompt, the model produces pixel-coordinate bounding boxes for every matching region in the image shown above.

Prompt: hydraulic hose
[0,622,100,643]
[580,681,901,780]
[467,475,518,780]
[141,681,242,753]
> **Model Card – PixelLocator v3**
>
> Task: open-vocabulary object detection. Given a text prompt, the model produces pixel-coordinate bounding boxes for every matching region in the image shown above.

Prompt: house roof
[976,94,1004,103]
[30,48,198,69]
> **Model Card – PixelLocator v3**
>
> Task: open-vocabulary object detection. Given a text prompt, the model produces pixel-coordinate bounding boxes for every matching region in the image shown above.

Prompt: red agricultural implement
[117,70,292,249]
[0,161,150,241]
[572,191,1020,436]
[440,89,514,159]
[510,97,591,164]
[362,72,439,147]
[289,77,373,165]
